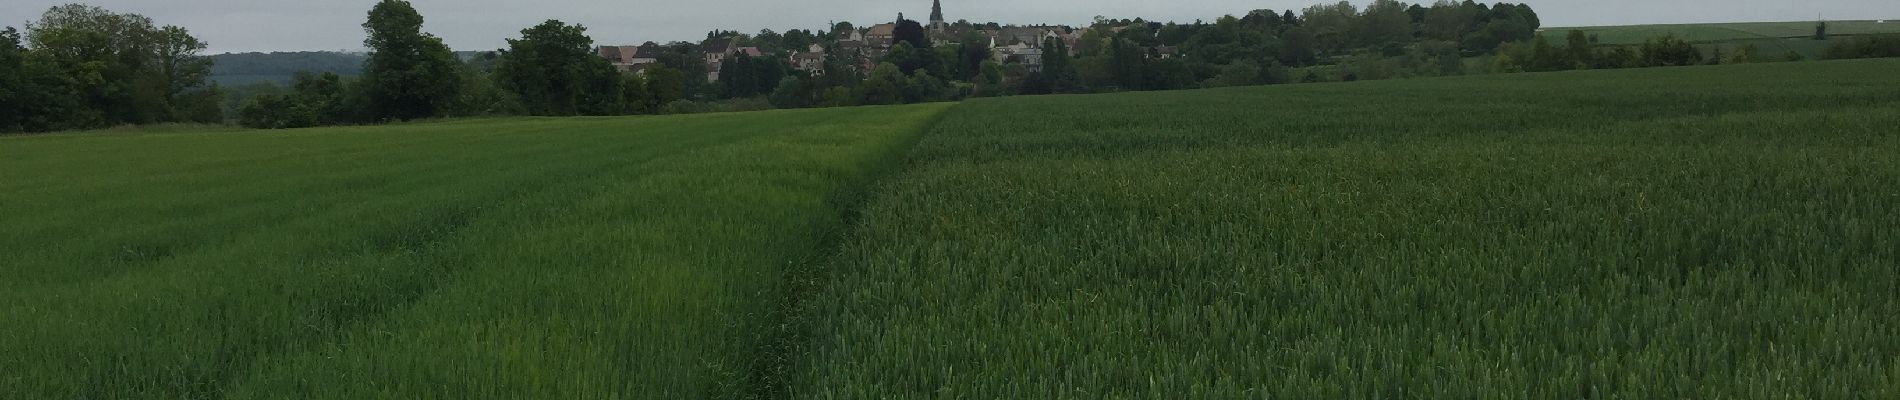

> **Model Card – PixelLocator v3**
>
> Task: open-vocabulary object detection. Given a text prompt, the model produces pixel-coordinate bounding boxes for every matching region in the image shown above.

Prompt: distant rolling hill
[209,52,367,86]
[209,51,495,86]
[1542,20,1900,59]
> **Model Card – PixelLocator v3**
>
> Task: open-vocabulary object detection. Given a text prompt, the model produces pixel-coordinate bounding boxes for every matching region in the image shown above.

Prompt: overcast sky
[3,0,1897,53]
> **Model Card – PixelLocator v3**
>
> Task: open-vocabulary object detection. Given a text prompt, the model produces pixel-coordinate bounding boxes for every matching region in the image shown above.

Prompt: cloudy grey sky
[3,0,1897,53]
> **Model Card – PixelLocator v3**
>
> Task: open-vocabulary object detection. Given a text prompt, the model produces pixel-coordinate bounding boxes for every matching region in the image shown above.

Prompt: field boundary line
[740,102,960,400]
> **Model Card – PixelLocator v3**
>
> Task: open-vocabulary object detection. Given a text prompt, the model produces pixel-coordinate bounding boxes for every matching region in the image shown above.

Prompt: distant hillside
[209,51,495,86]
[1541,20,1900,59]
[1545,20,1900,44]
[209,52,367,85]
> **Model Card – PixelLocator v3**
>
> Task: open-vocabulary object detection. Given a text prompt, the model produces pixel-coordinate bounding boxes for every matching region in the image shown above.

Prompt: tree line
[0,0,1606,132]
[7,1,1898,133]
[2,4,221,133]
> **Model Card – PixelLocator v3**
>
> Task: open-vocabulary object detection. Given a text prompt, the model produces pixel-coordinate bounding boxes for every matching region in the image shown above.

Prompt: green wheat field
[3,59,1897,398]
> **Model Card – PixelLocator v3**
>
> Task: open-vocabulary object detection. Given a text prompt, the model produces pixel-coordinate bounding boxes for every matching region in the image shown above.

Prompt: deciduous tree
[495,20,622,116]
[1639,34,1703,67]
[25,4,210,127]
[0,27,79,132]
[857,62,903,105]
[642,65,687,108]
[359,0,462,121]
[1300,1,1357,55]
[1564,30,1593,68]
[1356,0,1414,48]
[893,17,930,50]
[155,26,214,118]
[718,53,788,98]
[1042,37,1081,93]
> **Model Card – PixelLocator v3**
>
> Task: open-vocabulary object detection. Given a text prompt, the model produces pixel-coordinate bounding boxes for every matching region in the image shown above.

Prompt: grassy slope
[794,60,1900,398]
[0,104,951,398]
[1549,20,1900,44]
[1544,21,1900,59]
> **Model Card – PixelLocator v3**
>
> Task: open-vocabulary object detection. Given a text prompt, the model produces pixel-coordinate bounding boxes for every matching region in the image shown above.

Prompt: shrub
[238,95,317,129]
[1824,35,1900,59]
[1639,34,1703,67]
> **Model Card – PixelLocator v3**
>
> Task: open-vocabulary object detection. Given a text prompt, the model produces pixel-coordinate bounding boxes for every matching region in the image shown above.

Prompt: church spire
[930,0,945,26]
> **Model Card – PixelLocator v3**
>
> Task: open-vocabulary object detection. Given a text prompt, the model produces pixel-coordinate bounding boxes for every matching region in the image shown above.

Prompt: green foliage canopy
[3,3,220,132]
[359,0,462,121]
[494,20,623,116]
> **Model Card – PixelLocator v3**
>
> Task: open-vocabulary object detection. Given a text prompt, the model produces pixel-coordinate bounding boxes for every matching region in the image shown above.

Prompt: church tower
[929,0,946,32]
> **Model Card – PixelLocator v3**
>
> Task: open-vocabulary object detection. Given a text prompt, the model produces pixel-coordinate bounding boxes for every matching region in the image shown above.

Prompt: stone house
[701,39,739,81]
[702,38,737,66]
[865,23,897,48]
[992,42,1043,72]
[1150,45,1178,59]
[792,51,826,74]
[997,26,1059,47]
[598,44,661,73]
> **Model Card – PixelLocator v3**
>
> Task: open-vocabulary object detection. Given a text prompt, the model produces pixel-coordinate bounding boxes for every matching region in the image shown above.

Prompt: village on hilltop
[595,0,1119,81]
